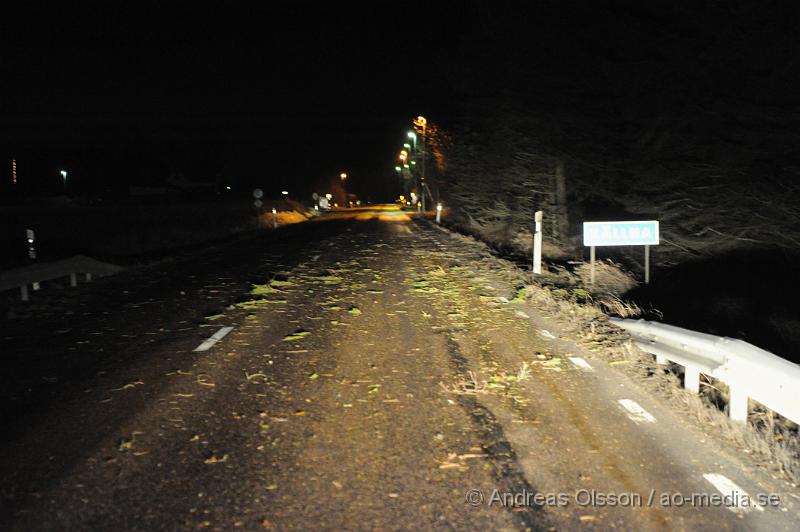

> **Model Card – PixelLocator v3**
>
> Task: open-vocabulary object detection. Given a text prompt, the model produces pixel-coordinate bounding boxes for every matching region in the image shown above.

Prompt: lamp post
[413,116,427,211]
[340,172,347,207]
[407,131,417,152]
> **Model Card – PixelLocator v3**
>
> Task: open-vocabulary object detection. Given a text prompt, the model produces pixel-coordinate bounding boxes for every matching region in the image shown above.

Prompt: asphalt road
[1,207,798,531]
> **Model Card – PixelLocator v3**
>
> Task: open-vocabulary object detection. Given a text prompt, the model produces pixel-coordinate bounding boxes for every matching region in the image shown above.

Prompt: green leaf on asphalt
[283,330,311,341]
[348,306,362,316]
[250,284,278,296]
[313,275,343,284]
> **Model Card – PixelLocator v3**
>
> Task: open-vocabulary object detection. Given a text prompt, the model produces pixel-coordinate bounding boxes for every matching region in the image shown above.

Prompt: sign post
[583,220,659,285]
[252,188,264,212]
[533,210,543,275]
[26,229,41,292]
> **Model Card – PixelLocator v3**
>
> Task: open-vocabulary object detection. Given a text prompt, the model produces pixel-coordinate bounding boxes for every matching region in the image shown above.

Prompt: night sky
[3,1,798,200]
[1,2,460,200]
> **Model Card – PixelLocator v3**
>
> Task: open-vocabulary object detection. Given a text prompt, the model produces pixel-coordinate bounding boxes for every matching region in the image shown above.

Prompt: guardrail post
[728,383,748,423]
[69,272,77,287]
[684,367,700,393]
[20,285,29,301]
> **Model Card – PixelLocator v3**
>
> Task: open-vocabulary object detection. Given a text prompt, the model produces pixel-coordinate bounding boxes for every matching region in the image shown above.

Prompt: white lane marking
[539,329,556,340]
[703,473,764,513]
[618,399,656,423]
[569,357,594,371]
[496,296,509,303]
[194,326,234,352]
[515,311,530,319]
[311,255,320,262]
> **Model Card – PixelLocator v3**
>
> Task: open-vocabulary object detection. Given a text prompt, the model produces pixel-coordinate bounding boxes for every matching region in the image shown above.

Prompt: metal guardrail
[0,255,123,301]
[610,318,800,425]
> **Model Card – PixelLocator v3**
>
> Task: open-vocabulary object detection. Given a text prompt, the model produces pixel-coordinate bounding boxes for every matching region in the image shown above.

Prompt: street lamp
[413,116,428,211]
[59,170,68,194]
[340,172,347,180]
[407,131,416,151]
[281,190,289,195]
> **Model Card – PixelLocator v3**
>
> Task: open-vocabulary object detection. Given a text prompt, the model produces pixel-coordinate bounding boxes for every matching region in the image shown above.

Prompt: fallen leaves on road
[245,371,269,382]
[204,453,229,464]
[283,330,311,341]
[111,380,144,392]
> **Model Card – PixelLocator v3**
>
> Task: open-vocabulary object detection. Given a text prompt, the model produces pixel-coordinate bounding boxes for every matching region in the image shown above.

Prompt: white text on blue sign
[583,221,660,247]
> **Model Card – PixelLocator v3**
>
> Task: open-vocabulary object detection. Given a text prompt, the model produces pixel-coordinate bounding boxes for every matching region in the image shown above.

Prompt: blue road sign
[583,221,659,247]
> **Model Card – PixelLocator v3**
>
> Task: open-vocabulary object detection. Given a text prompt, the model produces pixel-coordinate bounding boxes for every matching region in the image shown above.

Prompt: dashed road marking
[568,357,593,371]
[515,311,530,319]
[194,326,234,352]
[618,399,656,423]
[702,473,764,513]
[496,296,509,303]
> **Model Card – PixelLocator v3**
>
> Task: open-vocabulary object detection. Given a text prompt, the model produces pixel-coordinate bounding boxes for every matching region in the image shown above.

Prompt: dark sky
[1,2,461,200]
[3,1,797,201]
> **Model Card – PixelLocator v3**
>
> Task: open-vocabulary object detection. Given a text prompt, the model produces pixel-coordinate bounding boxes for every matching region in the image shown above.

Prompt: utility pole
[552,160,568,241]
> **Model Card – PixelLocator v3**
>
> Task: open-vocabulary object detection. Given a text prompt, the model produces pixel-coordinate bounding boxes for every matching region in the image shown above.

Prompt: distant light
[407,131,416,139]
[394,166,402,172]
[325,193,332,200]
[281,190,289,195]
[410,161,416,165]
[272,208,277,214]
[340,172,347,180]
[226,185,231,190]
[403,164,410,168]
[403,143,411,149]
[436,203,442,211]
[60,170,68,179]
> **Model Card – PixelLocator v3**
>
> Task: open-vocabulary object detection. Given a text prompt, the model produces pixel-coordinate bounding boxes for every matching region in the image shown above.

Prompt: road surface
[1,207,797,531]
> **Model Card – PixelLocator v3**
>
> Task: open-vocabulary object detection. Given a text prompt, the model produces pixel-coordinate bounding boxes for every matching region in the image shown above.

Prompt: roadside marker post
[583,221,660,285]
[436,203,442,223]
[533,210,543,275]
[272,208,278,229]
